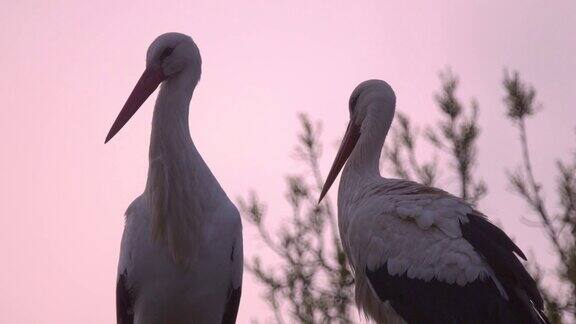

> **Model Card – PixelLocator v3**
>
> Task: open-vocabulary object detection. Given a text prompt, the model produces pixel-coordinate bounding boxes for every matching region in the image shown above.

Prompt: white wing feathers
[347,184,493,287]
[394,195,471,238]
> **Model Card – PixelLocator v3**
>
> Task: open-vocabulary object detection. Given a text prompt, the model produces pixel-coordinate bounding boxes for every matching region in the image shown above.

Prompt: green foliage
[503,70,538,120]
[239,114,354,323]
[428,70,487,205]
[384,112,438,186]
[503,71,576,322]
[385,69,486,205]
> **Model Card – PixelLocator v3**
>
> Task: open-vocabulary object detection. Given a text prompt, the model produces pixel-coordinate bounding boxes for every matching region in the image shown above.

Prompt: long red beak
[105,65,166,143]
[318,120,361,203]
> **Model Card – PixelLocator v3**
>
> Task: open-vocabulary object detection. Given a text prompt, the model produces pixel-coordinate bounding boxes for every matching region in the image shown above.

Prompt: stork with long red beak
[319,80,549,323]
[106,33,242,324]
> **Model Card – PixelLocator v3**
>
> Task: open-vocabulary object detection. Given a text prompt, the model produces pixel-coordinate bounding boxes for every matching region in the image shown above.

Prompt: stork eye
[160,47,174,60]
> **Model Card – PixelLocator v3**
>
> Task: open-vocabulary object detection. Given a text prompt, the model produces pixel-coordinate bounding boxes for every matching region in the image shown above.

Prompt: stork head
[105,33,202,143]
[146,33,202,81]
[347,79,396,127]
[318,80,396,202]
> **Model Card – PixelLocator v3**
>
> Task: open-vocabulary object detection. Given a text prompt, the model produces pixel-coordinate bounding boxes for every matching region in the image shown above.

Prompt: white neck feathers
[144,68,222,264]
[343,107,393,182]
[338,106,394,235]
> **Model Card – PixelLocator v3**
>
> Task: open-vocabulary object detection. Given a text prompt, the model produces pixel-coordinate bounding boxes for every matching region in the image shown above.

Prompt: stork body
[107,33,242,324]
[319,80,548,324]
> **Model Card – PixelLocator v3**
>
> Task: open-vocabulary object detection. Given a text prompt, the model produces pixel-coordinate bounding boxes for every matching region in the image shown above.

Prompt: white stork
[318,80,549,324]
[105,33,243,324]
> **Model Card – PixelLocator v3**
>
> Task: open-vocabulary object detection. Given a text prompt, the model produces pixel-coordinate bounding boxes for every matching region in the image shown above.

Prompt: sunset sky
[1,1,575,322]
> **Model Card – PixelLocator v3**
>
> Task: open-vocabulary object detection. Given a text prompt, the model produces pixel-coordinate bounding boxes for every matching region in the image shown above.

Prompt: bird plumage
[117,196,242,324]
[320,80,548,324]
[341,178,544,323]
[108,33,242,324]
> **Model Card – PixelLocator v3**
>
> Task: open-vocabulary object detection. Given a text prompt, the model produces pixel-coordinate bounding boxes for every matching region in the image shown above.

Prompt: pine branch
[503,70,576,321]
[429,69,486,205]
[240,115,354,323]
[383,112,438,186]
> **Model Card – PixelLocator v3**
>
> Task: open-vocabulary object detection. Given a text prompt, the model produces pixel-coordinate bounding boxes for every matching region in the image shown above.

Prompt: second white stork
[106,33,243,324]
[319,80,549,324]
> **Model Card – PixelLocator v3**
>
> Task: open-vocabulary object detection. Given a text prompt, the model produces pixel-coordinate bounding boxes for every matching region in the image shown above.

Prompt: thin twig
[518,119,567,263]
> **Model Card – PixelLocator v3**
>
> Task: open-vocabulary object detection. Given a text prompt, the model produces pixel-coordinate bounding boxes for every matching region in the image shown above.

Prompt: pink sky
[1,1,575,322]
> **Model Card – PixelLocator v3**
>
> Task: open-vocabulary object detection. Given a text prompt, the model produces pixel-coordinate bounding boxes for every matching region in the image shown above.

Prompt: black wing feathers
[367,264,511,324]
[464,213,526,260]
[365,212,549,324]
[461,213,548,323]
[116,270,134,324]
[221,285,242,324]
[461,213,542,306]
[221,241,242,324]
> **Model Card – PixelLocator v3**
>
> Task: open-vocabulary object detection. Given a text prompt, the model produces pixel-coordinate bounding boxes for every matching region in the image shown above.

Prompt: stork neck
[143,68,224,261]
[337,118,387,238]
[144,67,223,208]
[342,117,389,181]
[149,72,196,159]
